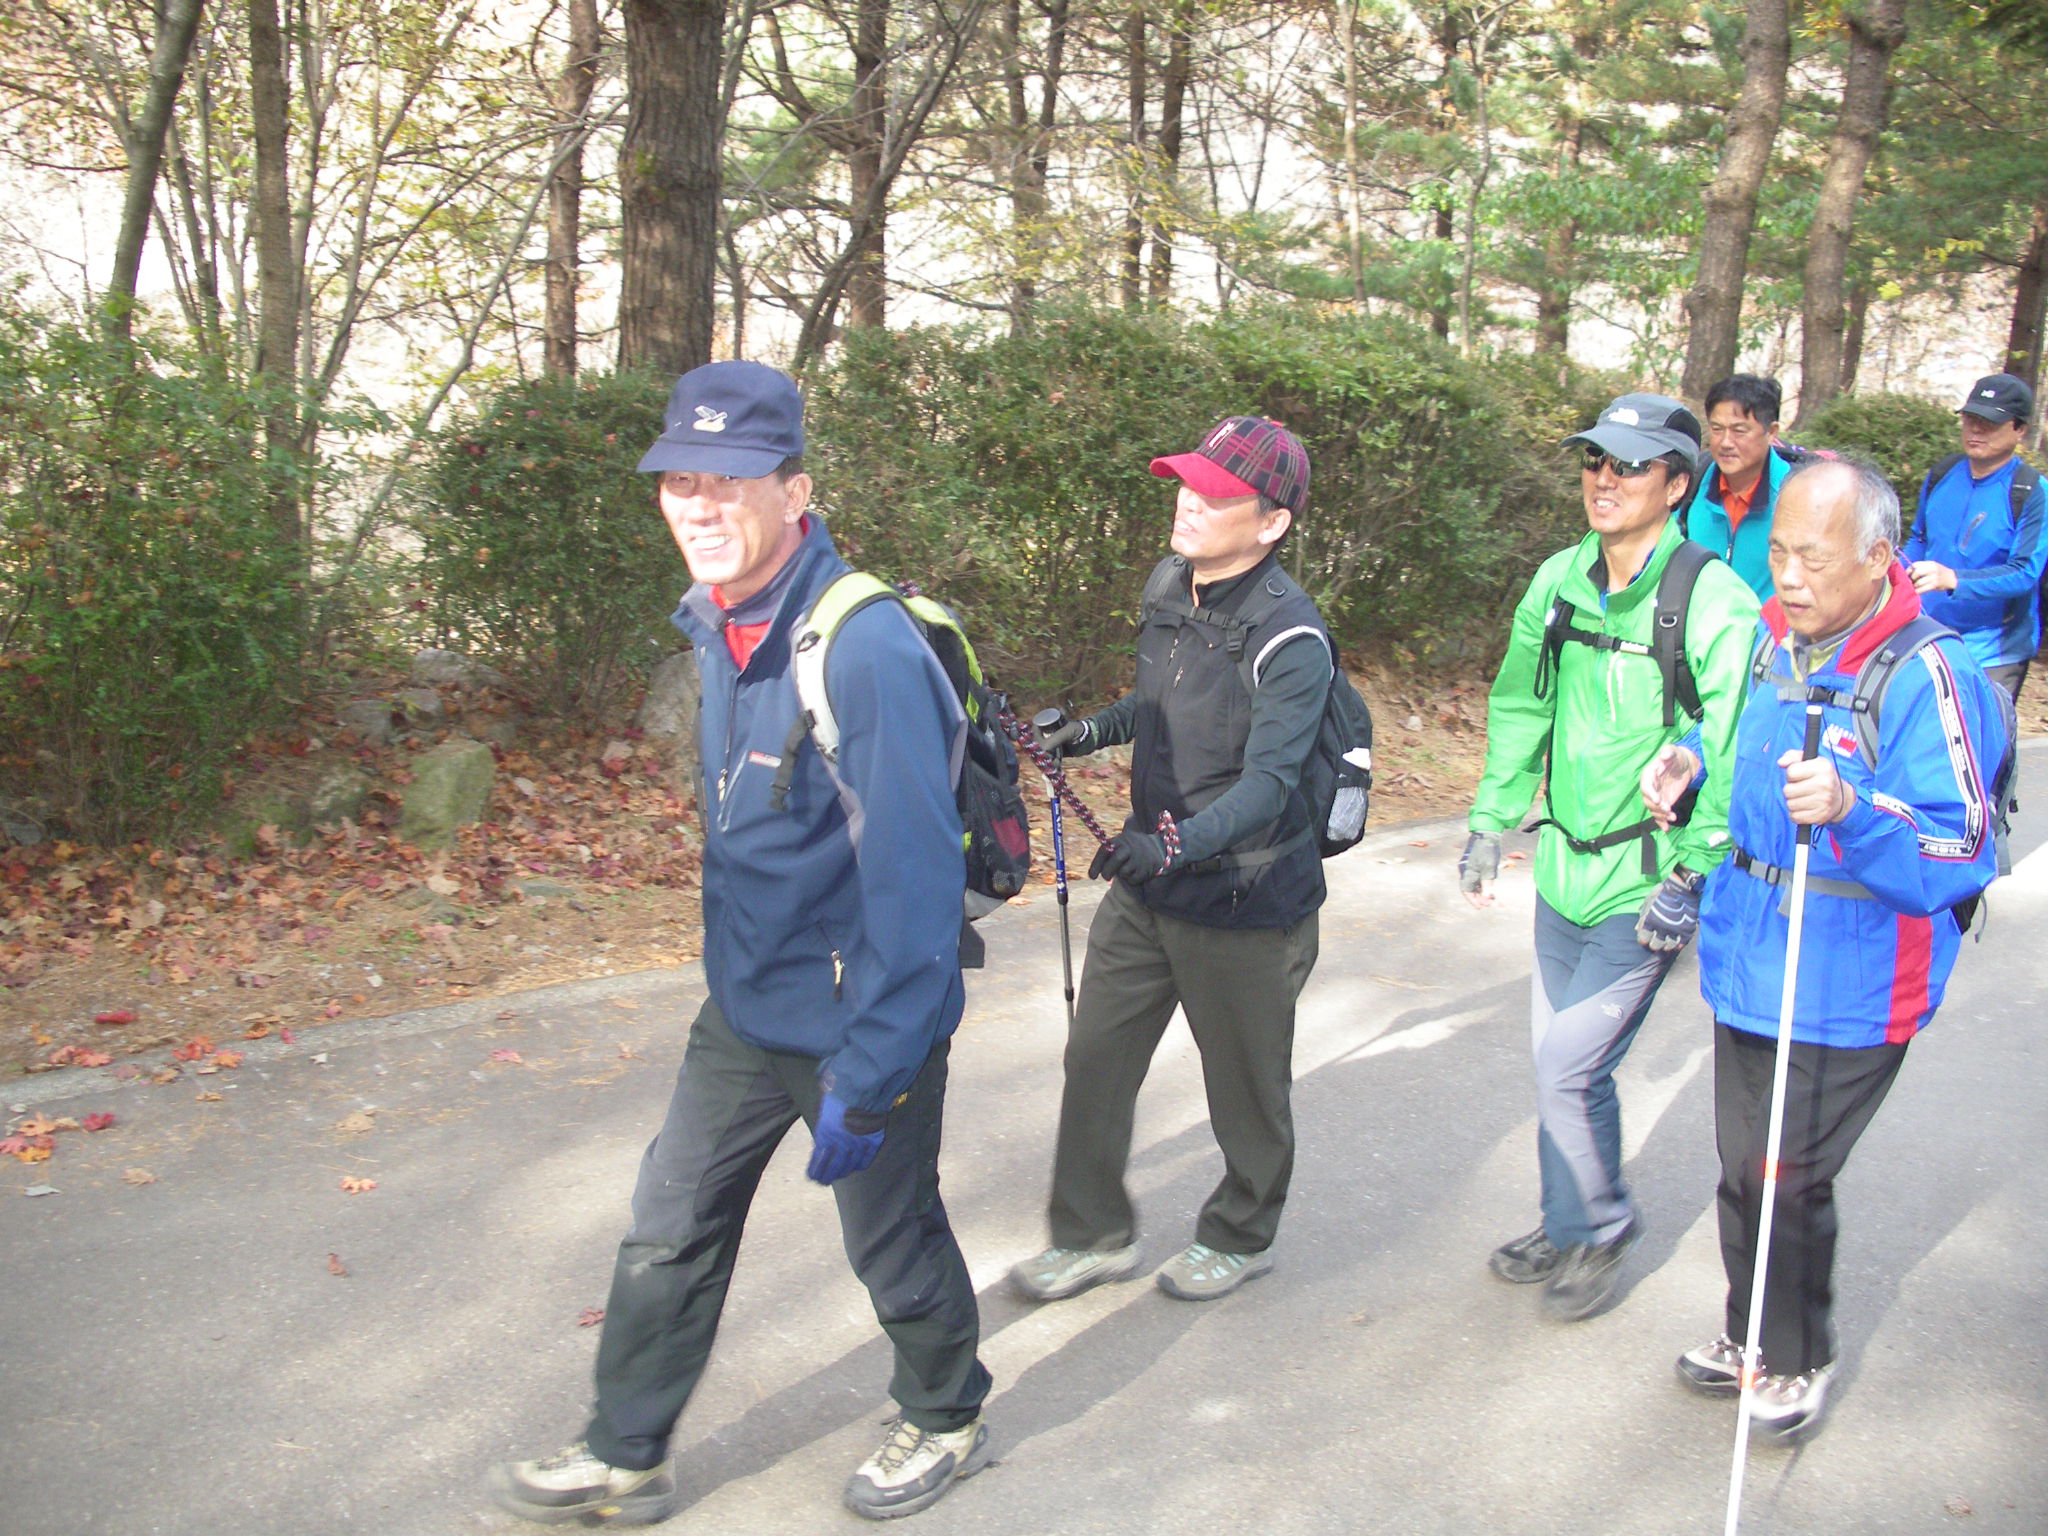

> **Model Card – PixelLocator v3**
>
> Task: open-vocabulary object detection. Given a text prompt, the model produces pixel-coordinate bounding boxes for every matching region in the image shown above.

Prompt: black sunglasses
[1580,448,1660,478]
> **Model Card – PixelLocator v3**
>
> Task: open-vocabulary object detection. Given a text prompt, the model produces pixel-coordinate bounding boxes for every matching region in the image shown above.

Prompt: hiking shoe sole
[484,1465,682,1527]
[844,1422,991,1520]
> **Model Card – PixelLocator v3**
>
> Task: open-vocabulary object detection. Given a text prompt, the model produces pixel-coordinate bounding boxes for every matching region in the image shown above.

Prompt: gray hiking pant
[1047,880,1320,1256]
[1530,894,1681,1248]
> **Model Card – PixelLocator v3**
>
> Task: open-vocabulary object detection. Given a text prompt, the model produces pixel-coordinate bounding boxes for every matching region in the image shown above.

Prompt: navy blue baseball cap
[638,360,805,477]
[1958,373,2032,425]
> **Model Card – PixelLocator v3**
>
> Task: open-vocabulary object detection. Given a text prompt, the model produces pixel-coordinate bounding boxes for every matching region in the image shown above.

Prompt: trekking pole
[1724,702,1826,1536]
[1033,708,1078,1028]
[997,706,1116,848]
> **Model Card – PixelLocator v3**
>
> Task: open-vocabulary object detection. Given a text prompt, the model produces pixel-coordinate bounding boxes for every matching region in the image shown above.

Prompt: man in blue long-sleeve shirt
[1903,371,2046,700]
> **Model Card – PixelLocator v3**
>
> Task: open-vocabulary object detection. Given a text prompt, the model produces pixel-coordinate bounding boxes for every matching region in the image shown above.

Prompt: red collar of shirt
[711,515,809,670]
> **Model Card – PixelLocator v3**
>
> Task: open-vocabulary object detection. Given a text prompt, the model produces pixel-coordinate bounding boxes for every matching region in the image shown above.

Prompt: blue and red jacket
[672,515,967,1115]
[1697,564,2006,1049]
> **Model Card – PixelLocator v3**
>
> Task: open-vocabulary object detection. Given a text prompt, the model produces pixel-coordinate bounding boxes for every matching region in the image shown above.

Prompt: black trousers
[1714,1021,1908,1375]
[1048,880,1319,1256]
[583,997,989,1471]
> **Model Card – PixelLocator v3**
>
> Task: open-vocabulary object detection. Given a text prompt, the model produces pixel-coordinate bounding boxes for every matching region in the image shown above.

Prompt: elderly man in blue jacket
[490,362,991,1526]
[1643,456,2006,1445]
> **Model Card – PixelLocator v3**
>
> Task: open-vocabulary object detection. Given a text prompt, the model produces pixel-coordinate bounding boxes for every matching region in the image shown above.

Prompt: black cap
[1958,373,2033,425]
[639,360,805,477]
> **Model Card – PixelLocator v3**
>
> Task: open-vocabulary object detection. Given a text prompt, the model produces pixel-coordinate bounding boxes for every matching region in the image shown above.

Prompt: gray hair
[1782,454,1899,557]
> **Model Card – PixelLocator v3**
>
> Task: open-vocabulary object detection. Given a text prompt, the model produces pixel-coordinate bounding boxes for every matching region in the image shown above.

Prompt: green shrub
[415,371,678,719]
[1796,391,1960,529]
[808,305,1610,695]
[0,310,304,843]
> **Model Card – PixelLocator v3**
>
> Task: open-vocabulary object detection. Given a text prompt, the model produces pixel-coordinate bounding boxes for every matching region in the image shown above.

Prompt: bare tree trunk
[2006,193,2048,404]
[844,0,889,329]
[1339,0,1364,304]
[248,0,301,549]
[545,0,602,378]
[106,0,208,336]
[1681,0,1790,400]
[1121,3,1147,312]
[1003,0,1067,326]
[1842,278,1871,393]
[1535,123,1583,353]
[1794,0,1905,425]
[1456,12,1501,357]
[618,0,725,376]
[1146,0,1192,304]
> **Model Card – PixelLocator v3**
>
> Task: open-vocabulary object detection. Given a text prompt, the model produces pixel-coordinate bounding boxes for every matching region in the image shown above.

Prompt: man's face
[1960,411,2024,471]
[1581,451,1687,540]
[1706,402,1773,489]
[1767,471,1890,639]
[658,468,812,602]
[1169,482,1289,571]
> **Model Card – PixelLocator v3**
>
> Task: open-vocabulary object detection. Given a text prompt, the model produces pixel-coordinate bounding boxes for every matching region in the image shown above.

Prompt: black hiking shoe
[486,1442,681,1527]
[1488,1223,1563,1284]
[1540,1216,1641,1321]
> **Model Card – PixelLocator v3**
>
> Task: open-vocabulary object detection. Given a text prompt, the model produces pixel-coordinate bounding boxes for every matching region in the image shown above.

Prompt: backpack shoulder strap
[1654,539,1716,726]
[769,572,904,812]
[2009,459,2040,521]
[1852,613,1958,772]
[1922,451,1966,518]
[1140,555,1194,624]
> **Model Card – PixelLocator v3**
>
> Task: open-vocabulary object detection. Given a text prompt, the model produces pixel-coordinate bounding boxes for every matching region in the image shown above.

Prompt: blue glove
[1635,866,1703,953]
[807,1093,886,1184]
[1089,828,1174,885]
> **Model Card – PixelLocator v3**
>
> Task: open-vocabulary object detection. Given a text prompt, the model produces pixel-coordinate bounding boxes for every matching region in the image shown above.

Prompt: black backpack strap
[1921,452,1966,532]
[1653,539,1715,726]
[2010,459,2041,521]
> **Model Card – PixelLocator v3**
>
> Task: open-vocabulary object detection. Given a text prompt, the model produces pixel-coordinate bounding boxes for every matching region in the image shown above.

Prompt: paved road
[7,748,2047,1535]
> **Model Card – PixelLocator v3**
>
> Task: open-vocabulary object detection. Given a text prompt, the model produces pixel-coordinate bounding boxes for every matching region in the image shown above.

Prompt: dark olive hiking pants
[1047,880,1320,1257]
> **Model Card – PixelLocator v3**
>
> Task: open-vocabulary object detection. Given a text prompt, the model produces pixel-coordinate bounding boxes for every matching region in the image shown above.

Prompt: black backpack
[1748,616,2016,930]
[1139,560,1375,858]
[775,573,1032,966]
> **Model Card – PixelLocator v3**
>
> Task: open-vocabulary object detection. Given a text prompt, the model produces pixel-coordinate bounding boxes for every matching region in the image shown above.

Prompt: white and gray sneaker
[1748,1363,1835,1443]
[843,1416,990,1520]
[486,1442,680,1526]
[1009,1243,1141,1301]
[1677,1334,1745,1397]
[1154,1242,1273,1301]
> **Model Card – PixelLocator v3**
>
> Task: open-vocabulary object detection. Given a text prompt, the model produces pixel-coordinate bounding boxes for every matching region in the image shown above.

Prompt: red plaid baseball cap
[1150,415,1310,513]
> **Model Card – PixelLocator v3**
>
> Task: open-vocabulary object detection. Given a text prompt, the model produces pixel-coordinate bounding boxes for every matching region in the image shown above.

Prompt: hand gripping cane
[1032,708,1079,1028]
[1724,702,1826,1536]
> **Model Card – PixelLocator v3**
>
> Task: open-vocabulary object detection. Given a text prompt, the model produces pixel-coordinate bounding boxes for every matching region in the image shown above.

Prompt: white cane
[1724,701,1826,1536]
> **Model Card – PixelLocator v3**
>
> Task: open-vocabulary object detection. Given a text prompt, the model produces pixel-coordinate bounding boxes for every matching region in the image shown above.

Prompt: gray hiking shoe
[844,1416,990,1520]
[1749,1363,1835,1444]
[1540,1215,1641,1321]
[1489,1223,1563,1284]
[1677,1334,1745,1397]
[485,1442,680,1527]
[1009,1243,1141,1302]
[1154,1242,1273,1301]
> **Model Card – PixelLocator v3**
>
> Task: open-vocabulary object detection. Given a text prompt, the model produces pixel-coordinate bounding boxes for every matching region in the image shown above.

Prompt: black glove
[1035,715,1091,756]
[1458,831,1501,894]
[1089,828,1176,885]
[1635,866,1703,953]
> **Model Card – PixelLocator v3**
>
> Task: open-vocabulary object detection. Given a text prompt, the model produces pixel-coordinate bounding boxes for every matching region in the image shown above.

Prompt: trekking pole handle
[1032,706,1068,744]
[1796,704,1825,849]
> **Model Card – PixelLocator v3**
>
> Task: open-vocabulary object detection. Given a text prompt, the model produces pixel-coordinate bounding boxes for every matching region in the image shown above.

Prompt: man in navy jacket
[491,362,991,1526]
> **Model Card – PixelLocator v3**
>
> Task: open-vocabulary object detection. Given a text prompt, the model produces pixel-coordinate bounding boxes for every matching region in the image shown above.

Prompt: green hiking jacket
[1470,521,1762,927]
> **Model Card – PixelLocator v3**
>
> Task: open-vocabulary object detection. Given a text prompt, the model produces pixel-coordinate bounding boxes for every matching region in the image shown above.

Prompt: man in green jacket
[1461,393,1761,1321]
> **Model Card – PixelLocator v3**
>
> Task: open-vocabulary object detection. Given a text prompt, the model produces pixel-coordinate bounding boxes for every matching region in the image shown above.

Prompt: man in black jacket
[1010,416,1333,1305]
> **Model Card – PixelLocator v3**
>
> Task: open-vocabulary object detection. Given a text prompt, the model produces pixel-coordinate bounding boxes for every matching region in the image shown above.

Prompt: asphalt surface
[6,747,2046,1535]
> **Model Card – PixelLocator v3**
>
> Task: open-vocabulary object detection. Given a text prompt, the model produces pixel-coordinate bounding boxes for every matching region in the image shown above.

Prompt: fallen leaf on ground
[607,997,639,1010]
[150,1066,182,1085]
[195,1090,224,1102]
[122,1167,157,1185]
[209,1050,244,1069]
[3,1136,53,1162]
[280,1028,297,1043]
[171,1036,215,1062]
[339,1176,377,1194]
[490,1048,524,1064]
[81,1112,115,1132]
[577,1306,605,1327]
[15,1114,57,1137]
[335,1111,376,1135]
[94,1010,137,1025]
[1944,1495,1973,1516]
[328,1252,349,1276]
[23,1184,57,1197]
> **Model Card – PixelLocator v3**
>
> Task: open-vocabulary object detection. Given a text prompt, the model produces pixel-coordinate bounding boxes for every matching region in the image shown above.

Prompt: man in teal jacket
[1683,374,1806,601]
[1461,393,1761,1322]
